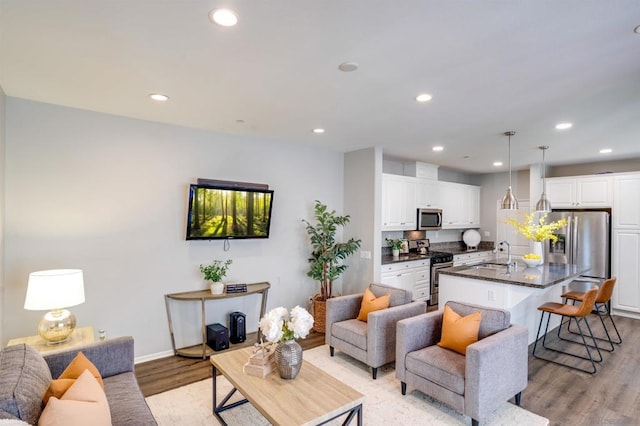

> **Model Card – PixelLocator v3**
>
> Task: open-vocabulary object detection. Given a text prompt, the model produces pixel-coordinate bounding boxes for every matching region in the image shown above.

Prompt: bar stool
[533,286,601,374]
[559,277,621,352]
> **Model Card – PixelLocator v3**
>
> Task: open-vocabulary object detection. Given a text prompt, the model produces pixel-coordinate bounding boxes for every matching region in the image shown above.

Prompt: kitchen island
[439,262,587,344]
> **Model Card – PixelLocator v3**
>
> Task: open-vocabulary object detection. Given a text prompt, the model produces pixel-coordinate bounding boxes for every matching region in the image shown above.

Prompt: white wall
[343,147,382,293]
[3,98,344,358]
[0,86,6,345]
[476,170,529,243]
[548,158,640,177]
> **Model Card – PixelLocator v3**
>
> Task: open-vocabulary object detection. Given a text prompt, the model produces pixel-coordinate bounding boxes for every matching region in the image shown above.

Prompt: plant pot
[392,249,400,257]
[312,295,326,333]
[275,340,303,379]
[210,282,224,295]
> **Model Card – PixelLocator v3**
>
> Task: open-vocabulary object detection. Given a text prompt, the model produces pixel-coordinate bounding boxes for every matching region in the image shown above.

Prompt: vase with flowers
[506,212,567,265]
[259,306,314,379]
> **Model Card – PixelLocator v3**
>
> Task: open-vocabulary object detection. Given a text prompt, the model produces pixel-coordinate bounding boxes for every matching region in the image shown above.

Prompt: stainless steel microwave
[417,208,442,230]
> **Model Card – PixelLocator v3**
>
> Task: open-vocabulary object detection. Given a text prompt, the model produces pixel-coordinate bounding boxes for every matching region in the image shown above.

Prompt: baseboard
[611,309,640,320]
[135,349,174,364]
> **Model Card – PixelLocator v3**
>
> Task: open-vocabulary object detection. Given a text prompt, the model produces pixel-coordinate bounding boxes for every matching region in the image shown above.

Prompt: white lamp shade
[24,269,85,310]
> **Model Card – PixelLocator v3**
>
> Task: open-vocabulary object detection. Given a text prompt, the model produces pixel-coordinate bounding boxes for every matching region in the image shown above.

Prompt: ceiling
[1,1,639,174]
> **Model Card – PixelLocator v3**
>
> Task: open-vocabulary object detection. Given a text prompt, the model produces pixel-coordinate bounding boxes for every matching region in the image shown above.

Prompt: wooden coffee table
[210,347,364,425]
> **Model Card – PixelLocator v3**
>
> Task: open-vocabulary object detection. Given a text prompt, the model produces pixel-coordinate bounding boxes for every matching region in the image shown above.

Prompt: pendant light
[535,145,552,212]
[500,131,519,210]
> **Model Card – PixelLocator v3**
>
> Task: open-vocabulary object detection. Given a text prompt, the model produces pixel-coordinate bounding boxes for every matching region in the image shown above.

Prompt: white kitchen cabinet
[613,173,640,229]
[439,182,481,228]
[416,179,441,209]
[381,259,430,301]
[546,176,612,208]
[612,229,640,314]
[461,185,481,227]
[452,251,493,267]
[382,174,417,230]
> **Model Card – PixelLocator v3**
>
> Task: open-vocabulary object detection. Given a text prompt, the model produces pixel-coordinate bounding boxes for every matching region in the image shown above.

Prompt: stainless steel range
[427,251,454,307]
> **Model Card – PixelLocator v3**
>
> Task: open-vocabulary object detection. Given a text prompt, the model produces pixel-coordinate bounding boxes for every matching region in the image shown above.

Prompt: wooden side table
[6,326,95,354]
[165,282,270,358]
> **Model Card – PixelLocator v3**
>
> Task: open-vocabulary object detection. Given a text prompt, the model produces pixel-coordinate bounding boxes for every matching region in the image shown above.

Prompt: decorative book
[243,360,274,378]
[225,283,248,293]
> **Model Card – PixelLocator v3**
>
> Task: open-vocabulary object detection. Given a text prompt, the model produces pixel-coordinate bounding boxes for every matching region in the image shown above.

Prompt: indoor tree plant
[200,259,232,294]
[302,200,362,332]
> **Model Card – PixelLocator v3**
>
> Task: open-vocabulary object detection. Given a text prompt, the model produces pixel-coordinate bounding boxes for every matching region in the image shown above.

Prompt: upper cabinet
[545,175,612,208]
[416,179,441,209]
[382,174,480,230]
[613,173,640,229]
[439,182,481,229]
[382,174,417,230]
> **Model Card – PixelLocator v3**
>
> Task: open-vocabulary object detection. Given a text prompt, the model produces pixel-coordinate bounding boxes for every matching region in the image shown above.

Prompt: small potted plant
[200,259,232,294]
[386,238,404,257]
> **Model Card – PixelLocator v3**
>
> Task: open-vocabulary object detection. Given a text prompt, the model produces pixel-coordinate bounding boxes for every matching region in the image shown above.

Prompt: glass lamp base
[38,309,77,345]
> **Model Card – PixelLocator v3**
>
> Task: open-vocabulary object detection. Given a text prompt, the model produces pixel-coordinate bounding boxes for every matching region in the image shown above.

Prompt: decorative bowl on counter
[522,258,542,268]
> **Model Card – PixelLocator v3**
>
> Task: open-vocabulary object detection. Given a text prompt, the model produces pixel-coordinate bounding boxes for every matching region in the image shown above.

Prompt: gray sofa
[396,301,528,426]
[0,336,157,425]
[326,282,427,379]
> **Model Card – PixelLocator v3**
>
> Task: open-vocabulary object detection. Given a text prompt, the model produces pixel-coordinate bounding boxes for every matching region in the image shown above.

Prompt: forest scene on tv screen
[188,186,273,239]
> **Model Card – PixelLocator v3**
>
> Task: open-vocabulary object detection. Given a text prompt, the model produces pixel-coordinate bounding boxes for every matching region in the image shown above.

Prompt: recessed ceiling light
[555,122,573,130]
[493,161,503,167]
[432,146,444,152]
[600,148,613,154]
[209,9,238,27]
[149,93,169,102]
[312,128,325,134]
[338,62,359,72]
[415,93,433,102]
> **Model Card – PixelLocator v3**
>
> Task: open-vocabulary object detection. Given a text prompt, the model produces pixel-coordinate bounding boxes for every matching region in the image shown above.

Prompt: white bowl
[523,258,541,268]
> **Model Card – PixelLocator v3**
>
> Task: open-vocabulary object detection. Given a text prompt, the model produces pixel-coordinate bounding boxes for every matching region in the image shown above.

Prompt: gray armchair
[326,283,426,379]
[396,301,528,426]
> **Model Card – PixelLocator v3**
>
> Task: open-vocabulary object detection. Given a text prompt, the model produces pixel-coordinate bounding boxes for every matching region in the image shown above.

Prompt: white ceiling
[1,1,639,173]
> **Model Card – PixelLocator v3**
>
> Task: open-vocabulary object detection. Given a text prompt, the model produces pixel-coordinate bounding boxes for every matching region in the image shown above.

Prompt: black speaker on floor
[229,311,246,344]
[206,323,229,351]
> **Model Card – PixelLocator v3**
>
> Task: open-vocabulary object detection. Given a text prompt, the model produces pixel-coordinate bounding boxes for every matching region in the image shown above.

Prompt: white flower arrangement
[259,305,314,343]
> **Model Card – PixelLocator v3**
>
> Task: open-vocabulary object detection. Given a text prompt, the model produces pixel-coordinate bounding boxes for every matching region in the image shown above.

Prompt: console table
[165,282,270,358]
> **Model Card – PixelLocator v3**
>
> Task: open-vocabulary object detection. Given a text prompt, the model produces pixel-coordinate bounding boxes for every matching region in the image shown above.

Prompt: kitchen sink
[470,262,512,272]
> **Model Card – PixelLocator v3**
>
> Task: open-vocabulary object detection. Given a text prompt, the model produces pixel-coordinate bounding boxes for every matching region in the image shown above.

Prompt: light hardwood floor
[136,315,640,425]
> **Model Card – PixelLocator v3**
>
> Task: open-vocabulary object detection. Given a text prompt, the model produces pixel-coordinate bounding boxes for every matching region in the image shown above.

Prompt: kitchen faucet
[498,240,517,272]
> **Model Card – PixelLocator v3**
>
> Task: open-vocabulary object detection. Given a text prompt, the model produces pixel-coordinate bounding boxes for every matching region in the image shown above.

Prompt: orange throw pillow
[437,305,482,355]
[39,369,112,426]
[43,352,104,404]
[356,288,390,321]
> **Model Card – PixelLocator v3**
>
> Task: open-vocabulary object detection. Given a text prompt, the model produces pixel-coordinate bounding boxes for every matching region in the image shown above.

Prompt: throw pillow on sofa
[38,369,111,426]
[42,352,104,404]
[0,344,52,425]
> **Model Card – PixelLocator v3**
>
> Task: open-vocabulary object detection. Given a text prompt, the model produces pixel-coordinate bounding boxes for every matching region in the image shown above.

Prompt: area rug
[146,345,549,425]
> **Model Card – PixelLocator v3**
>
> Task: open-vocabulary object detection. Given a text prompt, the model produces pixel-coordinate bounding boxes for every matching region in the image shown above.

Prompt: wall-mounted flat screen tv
[186,184,274,240]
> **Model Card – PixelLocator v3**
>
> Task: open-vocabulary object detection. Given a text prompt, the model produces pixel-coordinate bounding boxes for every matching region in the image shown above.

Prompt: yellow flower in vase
[505,212,567,243]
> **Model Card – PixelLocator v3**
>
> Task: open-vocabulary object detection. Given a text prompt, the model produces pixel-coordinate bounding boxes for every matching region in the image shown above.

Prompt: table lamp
[24,269,85,345]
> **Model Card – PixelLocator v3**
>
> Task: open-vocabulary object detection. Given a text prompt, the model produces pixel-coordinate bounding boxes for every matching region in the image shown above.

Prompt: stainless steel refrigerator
[545,210,611,279]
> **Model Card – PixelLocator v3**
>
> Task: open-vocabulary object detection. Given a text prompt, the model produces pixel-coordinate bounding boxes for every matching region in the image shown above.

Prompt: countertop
[439,262,587,289]
[381,248,493,265]
[382,253,431,264]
